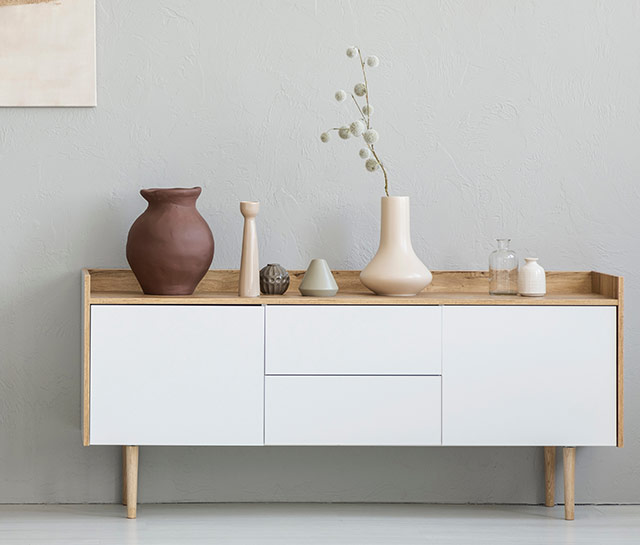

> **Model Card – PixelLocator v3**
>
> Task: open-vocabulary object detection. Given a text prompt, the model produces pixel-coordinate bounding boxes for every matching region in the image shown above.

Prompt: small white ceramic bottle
[518,257,546,297]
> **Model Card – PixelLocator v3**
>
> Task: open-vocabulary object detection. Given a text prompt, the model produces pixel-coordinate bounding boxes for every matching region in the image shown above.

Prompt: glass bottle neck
[496,238,510,250]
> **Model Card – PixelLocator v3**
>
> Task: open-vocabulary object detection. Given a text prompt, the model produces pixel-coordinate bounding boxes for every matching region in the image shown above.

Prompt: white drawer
[265,306,441,375]
[265,376,442,445]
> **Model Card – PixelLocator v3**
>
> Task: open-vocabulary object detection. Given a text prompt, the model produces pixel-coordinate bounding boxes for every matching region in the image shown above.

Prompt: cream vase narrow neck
[379,196,412,252]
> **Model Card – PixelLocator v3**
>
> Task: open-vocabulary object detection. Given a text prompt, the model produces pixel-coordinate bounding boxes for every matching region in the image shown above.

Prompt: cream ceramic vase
[360,196,432,296]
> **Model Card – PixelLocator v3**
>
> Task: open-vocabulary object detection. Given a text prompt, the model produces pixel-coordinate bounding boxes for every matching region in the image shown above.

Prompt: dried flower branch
[320,46,390,197]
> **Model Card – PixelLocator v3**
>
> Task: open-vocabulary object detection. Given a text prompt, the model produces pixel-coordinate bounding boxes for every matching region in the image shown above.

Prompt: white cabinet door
[266,306,441,375]
[90,305,264,445]
[442,306,617,446]
[265,376,442,445]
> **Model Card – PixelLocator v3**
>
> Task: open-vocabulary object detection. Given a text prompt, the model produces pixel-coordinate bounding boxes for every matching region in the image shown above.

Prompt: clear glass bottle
[489,238,518,295]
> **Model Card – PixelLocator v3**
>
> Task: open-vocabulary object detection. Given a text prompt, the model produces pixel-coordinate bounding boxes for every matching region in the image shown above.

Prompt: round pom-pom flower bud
[363,129,379,144]
[362,104,374,115]
[359,148,371,159]
[350,120,365,137]
[320,132,329,143]
[366,55,379,67]
[335,90,347,102]
[338,126,351,139]
[365,158,379,172]
[346,47,358,58]
[354,83,367,97]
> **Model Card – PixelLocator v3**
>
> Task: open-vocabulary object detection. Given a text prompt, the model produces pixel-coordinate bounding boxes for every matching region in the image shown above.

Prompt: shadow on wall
[1,272,82,433]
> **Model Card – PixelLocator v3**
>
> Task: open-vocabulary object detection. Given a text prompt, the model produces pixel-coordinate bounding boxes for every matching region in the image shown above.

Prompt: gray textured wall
[1,0,638,504]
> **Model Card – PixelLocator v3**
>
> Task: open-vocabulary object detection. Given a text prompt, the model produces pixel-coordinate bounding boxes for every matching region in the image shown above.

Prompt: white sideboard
[82,269,624,521]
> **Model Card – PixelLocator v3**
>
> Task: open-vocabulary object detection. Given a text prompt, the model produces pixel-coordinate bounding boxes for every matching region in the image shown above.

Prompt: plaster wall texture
[1,0,639,503]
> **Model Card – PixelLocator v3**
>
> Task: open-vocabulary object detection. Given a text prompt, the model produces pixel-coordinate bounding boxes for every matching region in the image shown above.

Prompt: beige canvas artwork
[0,0,96,106]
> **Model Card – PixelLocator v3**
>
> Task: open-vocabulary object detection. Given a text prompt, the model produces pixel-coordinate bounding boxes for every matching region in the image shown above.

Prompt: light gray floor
[0,504,639,544]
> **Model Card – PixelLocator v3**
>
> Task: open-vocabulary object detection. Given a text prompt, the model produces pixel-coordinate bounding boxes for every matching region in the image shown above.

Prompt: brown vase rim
[141,187,201,195]
[140,187,202,203]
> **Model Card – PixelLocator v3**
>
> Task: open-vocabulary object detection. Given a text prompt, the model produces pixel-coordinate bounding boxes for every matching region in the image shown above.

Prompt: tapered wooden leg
[563,447,575,521]
[125,446,139,519]
[544,446,556,507]
[122,446,127,505]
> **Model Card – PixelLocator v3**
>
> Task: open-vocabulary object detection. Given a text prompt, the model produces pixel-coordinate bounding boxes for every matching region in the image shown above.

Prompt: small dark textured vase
[126,187,214,295]
[259,263,290,295]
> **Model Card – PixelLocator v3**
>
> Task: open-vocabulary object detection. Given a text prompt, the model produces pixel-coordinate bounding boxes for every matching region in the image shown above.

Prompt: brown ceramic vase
[126,187,214,295]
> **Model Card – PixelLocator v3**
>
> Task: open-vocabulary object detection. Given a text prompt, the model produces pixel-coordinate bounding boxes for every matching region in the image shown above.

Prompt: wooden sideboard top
[83,269,622,306]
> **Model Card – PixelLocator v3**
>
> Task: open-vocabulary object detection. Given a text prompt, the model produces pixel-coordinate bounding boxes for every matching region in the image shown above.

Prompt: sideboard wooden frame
[81,269,623,520]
